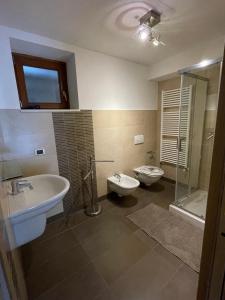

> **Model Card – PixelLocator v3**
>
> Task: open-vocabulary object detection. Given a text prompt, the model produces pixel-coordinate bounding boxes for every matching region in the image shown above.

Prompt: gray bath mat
[127,203,203,272]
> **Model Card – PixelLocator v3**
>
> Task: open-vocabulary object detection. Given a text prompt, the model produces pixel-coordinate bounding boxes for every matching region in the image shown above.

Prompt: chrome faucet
[114,173,121,182]
[206,133,214,141]
[11,179,33,195]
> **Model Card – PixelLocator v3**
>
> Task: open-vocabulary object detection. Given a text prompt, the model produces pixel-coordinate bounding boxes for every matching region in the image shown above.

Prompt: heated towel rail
[160,86,192,168]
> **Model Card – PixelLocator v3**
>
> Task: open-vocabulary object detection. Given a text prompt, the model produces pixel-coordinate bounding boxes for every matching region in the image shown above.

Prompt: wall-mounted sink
[8,174,70,247]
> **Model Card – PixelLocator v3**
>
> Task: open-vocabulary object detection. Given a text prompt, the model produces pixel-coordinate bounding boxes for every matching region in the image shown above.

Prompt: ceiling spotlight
[152,38,160,46]
[138,25,150,41]
[139,30,149,41]
[152,35,165,47]
[137,10,165,47]
[198,59,212,68]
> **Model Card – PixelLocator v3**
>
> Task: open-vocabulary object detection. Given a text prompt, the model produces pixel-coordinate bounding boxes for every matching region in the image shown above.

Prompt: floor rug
[127,203,203,272]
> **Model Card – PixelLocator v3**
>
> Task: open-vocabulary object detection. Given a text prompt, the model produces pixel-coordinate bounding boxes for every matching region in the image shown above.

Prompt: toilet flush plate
[134,134,144,145]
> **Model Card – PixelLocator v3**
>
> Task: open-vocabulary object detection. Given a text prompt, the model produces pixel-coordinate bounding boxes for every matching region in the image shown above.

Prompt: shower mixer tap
[206,133,214,140]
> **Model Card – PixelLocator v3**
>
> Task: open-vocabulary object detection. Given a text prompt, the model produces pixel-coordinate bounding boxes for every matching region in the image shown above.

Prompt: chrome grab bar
[83,157,114,181]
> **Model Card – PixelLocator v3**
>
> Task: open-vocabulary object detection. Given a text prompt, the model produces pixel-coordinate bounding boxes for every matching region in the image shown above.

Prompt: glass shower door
[175,73,208,217]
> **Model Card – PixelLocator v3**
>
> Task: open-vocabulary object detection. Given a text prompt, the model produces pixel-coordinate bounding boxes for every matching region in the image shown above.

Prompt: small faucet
[11,179,33,195]
[114,173,121,182]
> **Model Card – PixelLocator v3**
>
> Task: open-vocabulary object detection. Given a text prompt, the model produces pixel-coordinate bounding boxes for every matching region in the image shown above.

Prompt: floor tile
[22,230,78,273]
[111,244,182,300]
[22,180,189,300]
[26,244,90,299]
[108,192,151,217]
[140,182,175,210]
[94,287,117,300]
[64,209,90,228]
[72,212,136,259]
[100,198,115,211]
[32,218,69,244]
[36,263,108,300]
[92,232,150,284]
[33,205,98,245]
[155,264,199,300]
[133,229,158,249]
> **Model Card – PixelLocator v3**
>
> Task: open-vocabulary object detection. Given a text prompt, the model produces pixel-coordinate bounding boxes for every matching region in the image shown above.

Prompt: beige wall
[93,110,157,197]
[0,110,59,176]
[0,109,158,204]
[157,64,220,190]
[0,110,61,217]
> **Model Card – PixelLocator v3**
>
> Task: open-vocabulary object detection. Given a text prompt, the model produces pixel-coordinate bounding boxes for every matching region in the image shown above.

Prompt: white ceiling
[0,0,225,65]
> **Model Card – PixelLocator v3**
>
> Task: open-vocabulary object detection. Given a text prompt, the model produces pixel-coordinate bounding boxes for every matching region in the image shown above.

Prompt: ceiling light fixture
[152,38,160,46]
[139,30,149,41]
[137,10,165,47]
[138,25,151,42]
[198,59,212,68]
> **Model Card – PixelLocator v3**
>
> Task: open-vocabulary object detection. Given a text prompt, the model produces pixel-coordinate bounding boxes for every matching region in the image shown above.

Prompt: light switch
[134,134,144,145]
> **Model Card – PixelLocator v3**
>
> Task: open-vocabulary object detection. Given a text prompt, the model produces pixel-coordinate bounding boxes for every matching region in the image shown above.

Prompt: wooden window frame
[12,53,70,109]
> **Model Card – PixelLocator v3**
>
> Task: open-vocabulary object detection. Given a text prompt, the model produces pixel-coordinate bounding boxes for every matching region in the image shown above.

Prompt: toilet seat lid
[134,166,164,177]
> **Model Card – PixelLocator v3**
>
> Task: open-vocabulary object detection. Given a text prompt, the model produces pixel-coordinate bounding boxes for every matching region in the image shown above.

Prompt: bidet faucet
[11,179,33,195]
[114,173,121,182]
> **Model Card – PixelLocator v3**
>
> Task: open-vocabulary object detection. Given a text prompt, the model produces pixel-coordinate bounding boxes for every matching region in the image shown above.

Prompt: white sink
[8,174,70,247]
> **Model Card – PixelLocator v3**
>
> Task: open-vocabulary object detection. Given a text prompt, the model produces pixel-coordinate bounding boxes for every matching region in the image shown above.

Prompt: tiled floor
[21,180,198,300]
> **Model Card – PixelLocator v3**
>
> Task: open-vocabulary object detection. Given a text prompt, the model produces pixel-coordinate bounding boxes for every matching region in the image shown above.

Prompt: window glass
[23,66,61,103]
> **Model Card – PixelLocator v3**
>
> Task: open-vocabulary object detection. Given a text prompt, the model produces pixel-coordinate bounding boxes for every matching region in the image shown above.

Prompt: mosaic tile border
[52,111,97,213]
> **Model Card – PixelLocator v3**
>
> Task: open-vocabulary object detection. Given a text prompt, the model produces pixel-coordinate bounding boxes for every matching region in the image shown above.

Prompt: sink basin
[8,174,70,247]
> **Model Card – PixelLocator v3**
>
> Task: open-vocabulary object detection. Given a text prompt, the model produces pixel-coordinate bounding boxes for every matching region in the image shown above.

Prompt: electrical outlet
[34,148,46,155]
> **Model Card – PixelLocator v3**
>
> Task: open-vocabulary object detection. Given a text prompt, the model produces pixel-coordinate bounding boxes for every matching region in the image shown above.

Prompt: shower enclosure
[170,60,221,229]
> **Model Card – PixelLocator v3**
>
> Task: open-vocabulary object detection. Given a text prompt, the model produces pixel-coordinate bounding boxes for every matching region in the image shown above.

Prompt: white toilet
[107,173,140,197]
[133,165,164,186]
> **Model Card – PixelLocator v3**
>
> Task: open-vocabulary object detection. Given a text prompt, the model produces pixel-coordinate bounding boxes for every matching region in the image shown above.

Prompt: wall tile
[52,111,96,213]
[93,110,157,197]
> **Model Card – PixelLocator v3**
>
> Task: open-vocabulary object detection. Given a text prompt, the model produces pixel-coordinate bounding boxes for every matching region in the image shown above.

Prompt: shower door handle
[177,137,185,151]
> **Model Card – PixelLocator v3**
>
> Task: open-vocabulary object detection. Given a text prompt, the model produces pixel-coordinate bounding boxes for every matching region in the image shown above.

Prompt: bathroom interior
[0,1,225,300]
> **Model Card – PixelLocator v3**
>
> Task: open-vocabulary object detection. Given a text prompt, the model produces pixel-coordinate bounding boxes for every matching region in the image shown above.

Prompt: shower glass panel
[175,73,209,219]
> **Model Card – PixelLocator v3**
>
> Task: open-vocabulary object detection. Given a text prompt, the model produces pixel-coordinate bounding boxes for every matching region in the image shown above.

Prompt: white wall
[0,25,223,109]
[0,29,20,109]
[148,36,225,80]
[0,110,63,217]
[75,47,157,110]
[0,26,157,110]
